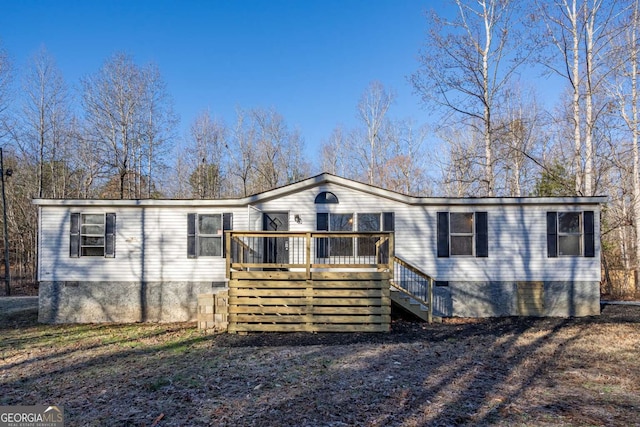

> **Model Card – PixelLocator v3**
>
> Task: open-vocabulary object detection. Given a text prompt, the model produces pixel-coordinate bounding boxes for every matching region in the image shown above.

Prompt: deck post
[427,276,434,324]
[306,232,311,280]
[226,233,231,279]
[388,232,395,272]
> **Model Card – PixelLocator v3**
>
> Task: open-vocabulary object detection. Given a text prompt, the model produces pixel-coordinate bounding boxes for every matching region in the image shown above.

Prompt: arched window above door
[314,191,339,204]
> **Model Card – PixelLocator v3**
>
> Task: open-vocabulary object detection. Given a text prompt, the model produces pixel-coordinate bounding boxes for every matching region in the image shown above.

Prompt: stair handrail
[392,255,434,323]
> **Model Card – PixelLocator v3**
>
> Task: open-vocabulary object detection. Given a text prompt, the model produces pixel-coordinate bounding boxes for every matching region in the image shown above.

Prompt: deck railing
[226,231,394,276]
[225,231,394,333]
[391,255,434,323]
[225,231,434,325]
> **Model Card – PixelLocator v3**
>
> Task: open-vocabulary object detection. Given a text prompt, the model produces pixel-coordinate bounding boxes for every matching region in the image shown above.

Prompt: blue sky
[1,0,437,160]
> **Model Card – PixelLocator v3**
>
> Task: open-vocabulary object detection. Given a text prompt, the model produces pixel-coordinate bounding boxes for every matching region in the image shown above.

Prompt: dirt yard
[1,304,639,427]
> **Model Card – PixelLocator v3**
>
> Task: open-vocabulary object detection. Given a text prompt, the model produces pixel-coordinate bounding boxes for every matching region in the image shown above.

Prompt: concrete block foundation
[38,279,601,323]
[443,280,600,318]
[38,281,227,323]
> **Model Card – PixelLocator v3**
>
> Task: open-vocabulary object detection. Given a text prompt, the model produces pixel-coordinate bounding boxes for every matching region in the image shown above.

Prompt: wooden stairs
[390,256,441,323]
[390,287,432,322]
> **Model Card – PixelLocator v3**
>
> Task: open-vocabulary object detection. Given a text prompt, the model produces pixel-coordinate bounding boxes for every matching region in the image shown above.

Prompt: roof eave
[31,172,608,207]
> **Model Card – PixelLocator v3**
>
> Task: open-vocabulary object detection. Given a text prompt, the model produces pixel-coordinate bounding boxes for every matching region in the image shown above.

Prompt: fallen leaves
[1,306,640,426]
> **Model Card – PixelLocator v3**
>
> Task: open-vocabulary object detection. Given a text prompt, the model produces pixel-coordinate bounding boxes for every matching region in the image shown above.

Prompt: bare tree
[320,126,350,177]
[225,108,257,197]
[357,81,394,185]
[186,110,226,199]
[609,0,640,290]
[224,107,309,196]
[537,0,619,196]
[0,42,13,142]
[320,83,430,193]
[493,85,547,196]
[81,53,176,199]
[20,47,72,198]
[82,53,142,198]
[139,63,177,198]
[412,0,527,196]
[68,117,102,198]
[250,107,309,192]
[437,128,485,197]
[380,119,431,196]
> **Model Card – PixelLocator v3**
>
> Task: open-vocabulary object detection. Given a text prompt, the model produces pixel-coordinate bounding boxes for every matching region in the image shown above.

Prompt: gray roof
[32,172,607,207]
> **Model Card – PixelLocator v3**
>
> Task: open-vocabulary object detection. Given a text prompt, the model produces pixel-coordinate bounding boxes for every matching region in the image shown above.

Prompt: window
[358,213,381,256]
[450,213,474,256]
[558,212,581,256]
[315,191,339,204]
[199,214,223,257]
[330,213,353,256]
[316,212,394,258]
[547,211,594,258]
[188,213,232,258]
[81,214,106,256]
[70,212,116,258]
[437,212,488,258]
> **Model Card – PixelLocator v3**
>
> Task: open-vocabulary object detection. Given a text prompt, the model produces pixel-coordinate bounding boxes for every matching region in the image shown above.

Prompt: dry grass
[1,305,639,426]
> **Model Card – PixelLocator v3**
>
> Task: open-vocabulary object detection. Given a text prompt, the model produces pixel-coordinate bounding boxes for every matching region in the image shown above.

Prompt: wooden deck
[226,231,394,333]
[221,231,436,333]
[228,270,391,333]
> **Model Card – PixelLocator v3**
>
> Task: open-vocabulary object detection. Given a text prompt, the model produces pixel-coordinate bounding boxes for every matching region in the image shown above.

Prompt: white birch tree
[609,0,640,289]
[537,0,619,196]
[412,0,527,196]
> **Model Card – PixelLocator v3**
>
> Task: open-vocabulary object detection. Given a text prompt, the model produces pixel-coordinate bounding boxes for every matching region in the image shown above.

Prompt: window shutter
[222,213,233,257]
[380,212,394,262]
[187,213,197,258]
[547,212,558,258]
[316,213,329,258]
[317,213,329,231]
[105,213,116,258]
[70,212,80,258]
[382,212,395,231]
[437,212,449,258]
[584,211,595,257]
[475,212,488,258]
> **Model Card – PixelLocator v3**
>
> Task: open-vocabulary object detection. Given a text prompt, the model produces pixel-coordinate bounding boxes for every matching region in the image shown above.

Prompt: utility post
[1,148,11,296]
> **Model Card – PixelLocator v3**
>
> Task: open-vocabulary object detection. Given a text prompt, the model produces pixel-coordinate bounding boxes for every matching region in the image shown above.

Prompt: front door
[262,212,289,264]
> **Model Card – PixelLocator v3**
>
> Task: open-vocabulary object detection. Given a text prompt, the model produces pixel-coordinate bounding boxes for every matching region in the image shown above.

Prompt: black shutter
[187,213,197,258]
[584,211,595,257]
[70,212,80,258]
[437,212,449,258]
[105,213,116,258]
[380,212,394,262]
[383,212,395,231]
[475,212,488,258]
[222,213,233,257]
[316,213,329,258]
[317,213,329,231]
[547,212,558,258]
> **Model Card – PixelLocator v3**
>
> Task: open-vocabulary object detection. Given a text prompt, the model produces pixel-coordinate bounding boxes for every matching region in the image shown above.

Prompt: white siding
[254,183,602,282]
[39,206,247,282]
[38,181,602,284]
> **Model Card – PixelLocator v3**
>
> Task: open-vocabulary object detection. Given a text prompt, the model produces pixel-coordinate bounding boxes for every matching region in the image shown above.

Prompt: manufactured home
[35,173,605,329]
